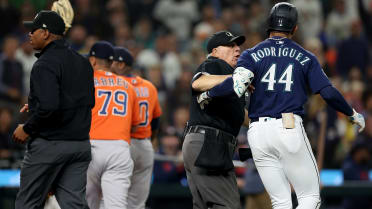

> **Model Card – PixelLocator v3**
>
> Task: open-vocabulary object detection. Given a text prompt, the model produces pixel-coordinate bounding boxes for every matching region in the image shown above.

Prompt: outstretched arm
[192,74,231,92]
[319,85,365,132]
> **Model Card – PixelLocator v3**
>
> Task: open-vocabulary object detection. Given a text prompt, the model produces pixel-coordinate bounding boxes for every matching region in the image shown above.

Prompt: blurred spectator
[246,1,266,37]
[0,36,24,105]
[362,89,372,115]
[304,37,333,76]
[153,134,185,183]
[169,105,189,138]
[15,35,36,96]
[166,70,192,115]
[137,31,182,89]
[291,0,323,41]
[67,24,88,52]
[342,140,372,209]
[336,19,369,78]
[326,0,355,45]
[154,0,199,41]
[73,0,105,37]
[0,0,21,41]
[133,17,157,49]
[112,23,133,46]
[0,107,13,160]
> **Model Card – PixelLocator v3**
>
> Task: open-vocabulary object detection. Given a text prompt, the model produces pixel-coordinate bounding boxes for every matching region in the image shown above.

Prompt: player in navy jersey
[197,2,365,209]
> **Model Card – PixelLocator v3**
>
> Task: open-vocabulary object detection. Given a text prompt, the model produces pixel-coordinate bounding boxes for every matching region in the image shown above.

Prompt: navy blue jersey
[237,37,331,119]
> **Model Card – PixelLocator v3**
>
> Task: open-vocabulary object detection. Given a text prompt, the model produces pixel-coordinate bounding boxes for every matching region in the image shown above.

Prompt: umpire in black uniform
[12,11,94,209]
[182,31,249,209]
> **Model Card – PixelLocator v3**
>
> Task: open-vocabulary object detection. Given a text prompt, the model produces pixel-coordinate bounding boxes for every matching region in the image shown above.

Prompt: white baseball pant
[86,140,133,209]
[127,138,154,209]
[247,115,321,209]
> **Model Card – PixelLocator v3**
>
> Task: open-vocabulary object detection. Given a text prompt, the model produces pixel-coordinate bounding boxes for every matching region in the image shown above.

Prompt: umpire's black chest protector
[189,57,246,137]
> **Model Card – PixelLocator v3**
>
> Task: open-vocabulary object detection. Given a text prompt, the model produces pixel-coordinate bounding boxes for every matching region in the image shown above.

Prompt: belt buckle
[198,128,205,134]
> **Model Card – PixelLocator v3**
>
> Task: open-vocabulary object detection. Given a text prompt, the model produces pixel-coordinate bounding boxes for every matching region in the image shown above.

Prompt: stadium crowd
[0,0,371,208]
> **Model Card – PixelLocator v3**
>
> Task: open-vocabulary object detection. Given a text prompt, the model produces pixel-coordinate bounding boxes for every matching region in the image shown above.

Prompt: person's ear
[89,57,96,68]
[43,30,50,40]
[120,62,126,69]
[291,25,298,35]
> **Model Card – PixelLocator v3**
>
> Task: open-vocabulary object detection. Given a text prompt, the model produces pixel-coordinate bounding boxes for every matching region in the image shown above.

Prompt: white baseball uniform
[248,115,321,209]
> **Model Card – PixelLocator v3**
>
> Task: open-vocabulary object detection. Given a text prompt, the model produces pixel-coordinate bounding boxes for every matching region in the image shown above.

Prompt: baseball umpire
[200,3,366,209]
[182,31,253,209]
[13,10,94,209]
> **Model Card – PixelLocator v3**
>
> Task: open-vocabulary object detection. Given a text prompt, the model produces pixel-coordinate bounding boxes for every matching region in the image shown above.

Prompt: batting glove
[197,91,211,110]
[349,109,365,133]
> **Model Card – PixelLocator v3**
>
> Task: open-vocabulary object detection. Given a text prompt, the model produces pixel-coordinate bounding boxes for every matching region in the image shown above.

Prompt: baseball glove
[51,0,74,33]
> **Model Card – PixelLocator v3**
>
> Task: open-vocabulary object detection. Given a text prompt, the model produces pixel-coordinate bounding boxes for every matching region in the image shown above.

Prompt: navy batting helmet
[267,2,298,33]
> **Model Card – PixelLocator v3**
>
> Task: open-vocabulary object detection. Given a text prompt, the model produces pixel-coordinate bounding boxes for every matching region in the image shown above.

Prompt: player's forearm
[319,85,353,116]
[207,77,235,97]
[192,74,231,92]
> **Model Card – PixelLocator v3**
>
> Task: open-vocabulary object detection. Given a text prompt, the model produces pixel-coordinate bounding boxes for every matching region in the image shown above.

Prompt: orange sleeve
[130,86,141,126]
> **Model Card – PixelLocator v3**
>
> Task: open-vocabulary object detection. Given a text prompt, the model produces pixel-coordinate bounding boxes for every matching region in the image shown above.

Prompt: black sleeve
[151,117,160,131]
[191,61,222,96]
[23,62,61,135]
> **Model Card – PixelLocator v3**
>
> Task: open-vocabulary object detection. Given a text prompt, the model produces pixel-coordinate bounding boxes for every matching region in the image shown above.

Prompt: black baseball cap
[89,41,114,61]
[23,10,65,35]
[206,31,246,53]
[114,47,134,66]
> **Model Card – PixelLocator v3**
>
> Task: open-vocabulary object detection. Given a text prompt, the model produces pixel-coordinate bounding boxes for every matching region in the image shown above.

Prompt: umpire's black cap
[267,2,298,33]
[206,31,245,53]
[23,10,65,35]
[113,47,134,66]
[89,41,114,61]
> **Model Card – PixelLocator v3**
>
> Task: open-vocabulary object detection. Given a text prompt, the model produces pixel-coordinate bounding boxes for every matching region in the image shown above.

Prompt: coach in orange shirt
[86,41,140,209]
[112,47,162,209]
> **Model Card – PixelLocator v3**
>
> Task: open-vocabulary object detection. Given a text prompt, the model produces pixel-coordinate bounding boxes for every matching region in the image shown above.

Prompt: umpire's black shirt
[23,39,95,140]
[189,56,246,137]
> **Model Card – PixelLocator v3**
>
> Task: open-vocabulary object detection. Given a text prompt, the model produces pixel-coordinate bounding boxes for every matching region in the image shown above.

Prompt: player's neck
[269,32,292,39]
[94,66,111,72]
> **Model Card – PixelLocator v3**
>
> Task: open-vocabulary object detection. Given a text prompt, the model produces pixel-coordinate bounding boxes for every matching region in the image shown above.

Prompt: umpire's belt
[187,125,236,145]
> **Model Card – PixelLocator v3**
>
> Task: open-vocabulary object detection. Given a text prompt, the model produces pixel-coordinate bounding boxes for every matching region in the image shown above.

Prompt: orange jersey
[123,76,162,139]
[90,70,140,143]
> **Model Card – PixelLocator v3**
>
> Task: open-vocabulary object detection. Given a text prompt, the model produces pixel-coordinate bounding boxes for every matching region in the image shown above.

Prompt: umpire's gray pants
[182,133,241,209]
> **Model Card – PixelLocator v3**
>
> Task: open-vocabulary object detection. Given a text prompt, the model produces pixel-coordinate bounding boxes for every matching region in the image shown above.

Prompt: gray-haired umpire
[12,10,94,209]
[182,31,250,209]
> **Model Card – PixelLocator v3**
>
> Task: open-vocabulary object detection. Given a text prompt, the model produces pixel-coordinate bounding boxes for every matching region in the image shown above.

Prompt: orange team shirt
[123,76,162,139]
[90,70,140,143]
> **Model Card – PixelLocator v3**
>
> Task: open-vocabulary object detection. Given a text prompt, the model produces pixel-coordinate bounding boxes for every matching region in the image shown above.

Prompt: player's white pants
[86,140,133,209]
[127,138,154,209]
[247,115,321,209]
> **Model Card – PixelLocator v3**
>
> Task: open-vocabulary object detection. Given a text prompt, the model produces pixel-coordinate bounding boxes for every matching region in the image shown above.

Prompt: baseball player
[86,41,140,209]
[112,46,162,209]
[198,2,365,209]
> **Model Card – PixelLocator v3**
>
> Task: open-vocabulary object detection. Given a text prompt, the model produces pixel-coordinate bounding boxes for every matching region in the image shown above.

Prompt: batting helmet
[267,2,298,33]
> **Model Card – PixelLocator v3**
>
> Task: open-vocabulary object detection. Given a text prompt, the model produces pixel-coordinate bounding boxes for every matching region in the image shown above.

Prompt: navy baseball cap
[89,41,114,61]
[206,31,245,53]
[23,10,65,35]
[114,47,134,66]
